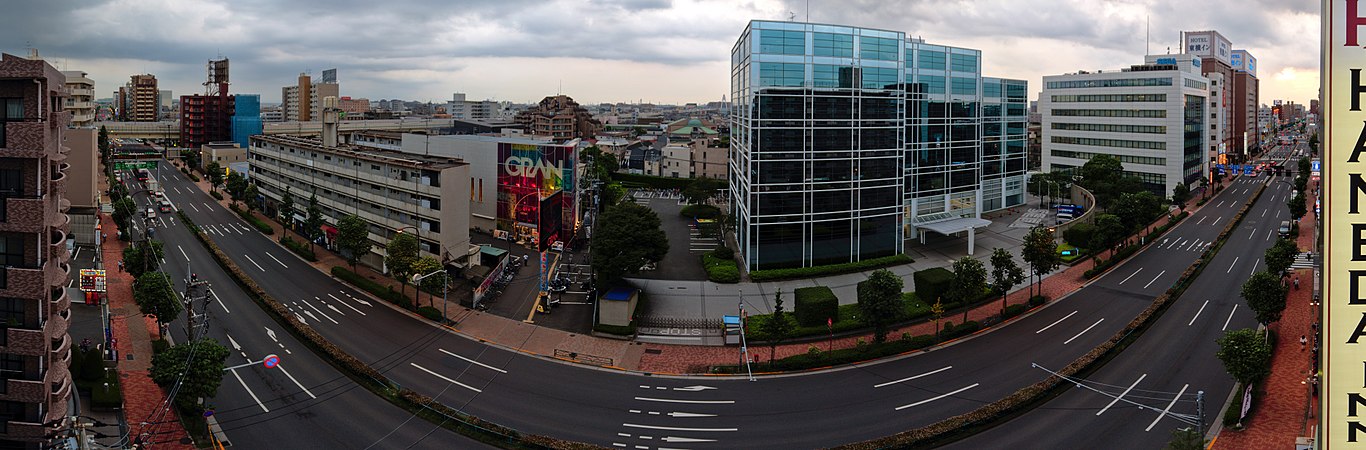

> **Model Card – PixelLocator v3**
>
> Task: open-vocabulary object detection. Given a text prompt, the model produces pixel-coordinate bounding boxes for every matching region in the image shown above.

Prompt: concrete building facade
[0,53,76,448]
[280,71,339,122]
[1040,54,1209,197]
[59,71,94,127]
[514,95,602,141]
[117,74,158,122]
[446,93,501,121]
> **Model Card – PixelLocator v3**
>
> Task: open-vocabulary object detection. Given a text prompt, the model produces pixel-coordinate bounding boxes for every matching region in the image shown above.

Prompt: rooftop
[253,134,467,170]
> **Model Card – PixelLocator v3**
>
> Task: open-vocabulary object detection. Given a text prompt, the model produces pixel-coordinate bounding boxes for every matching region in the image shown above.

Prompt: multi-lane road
[125,145,1301,448]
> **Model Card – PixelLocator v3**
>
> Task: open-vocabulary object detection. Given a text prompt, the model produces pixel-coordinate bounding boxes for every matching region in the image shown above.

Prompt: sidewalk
[1211,190,1318,448]
[100,212,194,449]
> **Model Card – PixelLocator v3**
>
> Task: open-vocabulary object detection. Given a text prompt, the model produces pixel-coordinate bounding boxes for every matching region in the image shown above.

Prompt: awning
[322,225,339,236]
[917,217,992,235]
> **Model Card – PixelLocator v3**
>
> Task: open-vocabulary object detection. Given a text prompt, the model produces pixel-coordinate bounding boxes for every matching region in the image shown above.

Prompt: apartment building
[117,74,158,122]
[729,20,1028,270]
[446,93,501,120]
[59,71,94,127]
[652,139,727,179]
[249,131,473,270]
[280,70,340,122]
[514,95,602,141]
[1040,54,1209,196]
[0,53,76,448]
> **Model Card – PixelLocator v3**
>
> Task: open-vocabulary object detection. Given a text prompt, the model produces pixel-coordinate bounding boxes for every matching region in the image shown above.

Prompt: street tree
[1298,156,1312,177]
[1199,176,1211,199]
[1112,191,1164,232]
[205,161,223,191]
[1216,328,1272,385]
[304,192,323,253]
[590,202,668,286]
[758,290,795,364]
[1262,238,1298,277]
[1021,226,1060,298]
[385,232,420,301]
[278,187,295,227]
[1089,213,1127,258]
[1078,154,1124,207]
[150,338,230,413]
[948,256,987,324]
[682,177,724,205]
[336,214,372,270]
[931,298,946,343]
[411,256,444,306]
[121,240,164,279]
[1171,183,1190,209]
[244,183,260,212]
[134,272,181,327]
[856,269,905,344]
[225,172,247,206]
[1287,191,1306,222]
[98,126,110,163]
[989,248,1026,314]
[111,197,138,237]
[1242,271,1288,325]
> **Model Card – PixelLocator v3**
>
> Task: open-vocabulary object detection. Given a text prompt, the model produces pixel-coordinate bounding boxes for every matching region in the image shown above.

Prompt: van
[145,207,156,219]
[1278,220,1292,238]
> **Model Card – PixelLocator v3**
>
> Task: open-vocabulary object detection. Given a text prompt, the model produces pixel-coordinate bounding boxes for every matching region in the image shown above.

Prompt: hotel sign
[1326,0,1366,445]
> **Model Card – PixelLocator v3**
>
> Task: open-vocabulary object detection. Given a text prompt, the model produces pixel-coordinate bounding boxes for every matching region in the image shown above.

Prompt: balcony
[57,198,68,213]
[1,120,50,155]
[1,420,47,439]
[0,196,45,232]
[49,372,70,400]
[47,262,69,288]
[1,378,44,403]
[49,334,69,365]
[1,326,44,354]
[47,289,69,328]
[0,266,44,300]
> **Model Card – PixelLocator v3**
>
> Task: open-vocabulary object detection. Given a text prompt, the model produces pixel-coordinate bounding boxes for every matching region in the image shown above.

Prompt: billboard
[1183,30,1232,66]
[496,142,577,250]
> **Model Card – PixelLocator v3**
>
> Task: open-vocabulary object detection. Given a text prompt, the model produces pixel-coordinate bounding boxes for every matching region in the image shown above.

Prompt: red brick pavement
[100,212,195,449]
[1211,195,1318,448]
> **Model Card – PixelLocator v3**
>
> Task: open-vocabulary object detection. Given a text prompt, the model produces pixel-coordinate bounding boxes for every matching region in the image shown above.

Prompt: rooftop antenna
[806,0,810,22]
[788,11,795,21]
[1145,16,1150,55]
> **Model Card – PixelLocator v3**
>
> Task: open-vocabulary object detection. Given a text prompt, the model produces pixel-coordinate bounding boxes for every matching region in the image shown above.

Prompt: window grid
[1052,109,1166,118]
[1045,78,1172,89]
[949,53,978,72]
[1050,136,1165,150]
[1049,149,1166,166]
[813,33,853,57]
[1050,123,1167,134]
[1051,94,1167,103]
[859,36,898,61]
[759,29,805,55]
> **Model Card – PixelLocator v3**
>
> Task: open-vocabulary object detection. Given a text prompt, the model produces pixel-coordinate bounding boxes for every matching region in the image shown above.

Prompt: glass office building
[730,20,1027,271]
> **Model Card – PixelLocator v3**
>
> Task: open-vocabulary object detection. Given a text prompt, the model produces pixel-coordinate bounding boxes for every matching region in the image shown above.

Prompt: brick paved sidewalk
[1212,197,1318,448]
[100,212,194,449]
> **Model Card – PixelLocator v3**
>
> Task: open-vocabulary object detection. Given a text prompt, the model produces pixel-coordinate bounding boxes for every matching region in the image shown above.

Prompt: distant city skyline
[0,0,1318,106]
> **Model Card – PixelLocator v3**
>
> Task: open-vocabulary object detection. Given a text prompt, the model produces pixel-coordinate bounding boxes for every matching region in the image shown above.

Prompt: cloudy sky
[0,0,1318,106]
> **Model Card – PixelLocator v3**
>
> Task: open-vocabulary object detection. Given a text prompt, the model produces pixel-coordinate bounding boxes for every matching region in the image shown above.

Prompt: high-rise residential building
[280,70,340,122]
[180,59,234,149]
[0,53,76,448]
[1230,49,1259,158]
[60,71,95,127]
[729,20,1028,270]
[118,74,159,121]
[231,94,262,148]
[1182,30,1234,163]
[514,95,602,141]
[1040,54,1209,197]
[446,93,501,120]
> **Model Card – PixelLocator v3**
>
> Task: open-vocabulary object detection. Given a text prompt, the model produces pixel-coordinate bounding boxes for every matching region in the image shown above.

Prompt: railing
[635,315,722,329]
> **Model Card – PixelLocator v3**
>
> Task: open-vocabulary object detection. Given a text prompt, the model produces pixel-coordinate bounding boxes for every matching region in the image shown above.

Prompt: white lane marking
[229,368,269,412]
[622,423,738,433]
[188,202,199,213]
[1196,216,1206,225]
[439,348,509,374]
[244,254,266,271]
[1265,228,1273,241]
[275,363,317,399]
[178,245,189,261]
[874,366,952,388]
[344,292,373,307]
[1143,270,1167,289]
[1118,268,1143,285]
[1146,383,1190,431]
[1185,240,1202,251]
[1262,209,1267,217]
[634,397,734,405]
[660,436,717,443]
[1223,305,1239,331]
[410,363,482,393]
[210,289,230,313]
[1227,256,1240,274]
[611,444,626,448]
[894,383,980,411]
[327,294,365,315]
[666,412,716,418]
[301,297,340,324]
[672,385,717,392]
[1097,374,1147,416]
[303,310,319,322]
[173,186,181,194]
[1188,300,1210,326]
[266,252,289,268]
[1248,228,1257,240]
[1212,216,1222,226]
[1250,258,1260,275]
[1064,318,1105,345]
[203,202,213,211]
[1216,201,1225,208]
[1036,311,1079,334]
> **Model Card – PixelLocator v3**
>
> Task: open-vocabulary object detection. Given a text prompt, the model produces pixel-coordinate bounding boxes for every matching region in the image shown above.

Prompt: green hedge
[793,286,839,327]
[280,235,318,262]
[89,369,122,410]
[331,266,412,307]
[609,172,694,189]
[1002,304,1028,319]
[748,292,930,342]
[231,204,275,235]
[680,204,721,219]
[209,190,223,200]
[701,254,739,283]
[416,306,443,322]
[914,267,954,305]
[938,320,982,340]
[750,254,913,282]
[1029,295,1048,307]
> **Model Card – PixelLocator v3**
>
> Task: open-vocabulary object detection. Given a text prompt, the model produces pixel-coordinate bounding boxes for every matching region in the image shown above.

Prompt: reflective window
[860,36,899,61]
[951,77,977,95]
[918,51,946,70]
[759,63,805,87]
[813,32,854,57]
[862,67,900,89]
[813,65,854,88]
[950,53,978,72]
[759,29,805,55]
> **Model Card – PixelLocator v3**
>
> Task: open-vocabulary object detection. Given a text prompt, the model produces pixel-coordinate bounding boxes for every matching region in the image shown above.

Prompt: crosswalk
[1290,253,1318,269]
[200,222,253,236]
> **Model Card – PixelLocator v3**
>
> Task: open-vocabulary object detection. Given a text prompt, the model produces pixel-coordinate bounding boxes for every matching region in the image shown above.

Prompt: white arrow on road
[294,313,306,324]
[660,437,717,443]
[667,412,716,418]
[265,327,277,342]
[345,292,373,307]
[672,386,717,392]
[226,334,242,351]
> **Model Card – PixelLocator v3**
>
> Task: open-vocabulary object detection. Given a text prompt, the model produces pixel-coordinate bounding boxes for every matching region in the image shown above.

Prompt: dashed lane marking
[894,383,980,411]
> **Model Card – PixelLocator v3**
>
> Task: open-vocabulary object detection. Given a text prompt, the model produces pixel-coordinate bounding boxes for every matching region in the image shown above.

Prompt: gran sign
[504,155,565,179]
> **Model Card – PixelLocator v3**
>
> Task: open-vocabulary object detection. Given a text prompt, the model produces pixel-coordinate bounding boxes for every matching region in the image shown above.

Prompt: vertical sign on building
[1327,0,1366,445]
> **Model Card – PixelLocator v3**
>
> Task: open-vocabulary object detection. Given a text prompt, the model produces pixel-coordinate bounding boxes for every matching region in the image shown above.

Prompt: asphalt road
[143,154,1275,449]
[945,143,1305,449]
[125,163,486,449]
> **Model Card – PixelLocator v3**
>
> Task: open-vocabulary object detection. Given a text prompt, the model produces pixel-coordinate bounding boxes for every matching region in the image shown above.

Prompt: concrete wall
[64,128,98,208]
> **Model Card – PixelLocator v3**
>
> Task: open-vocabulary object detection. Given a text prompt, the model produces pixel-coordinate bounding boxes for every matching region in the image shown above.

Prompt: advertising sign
[1325,1,1366,444]
[496,142,577,248]
[1183,31,1233,66]
[79,269,106,293]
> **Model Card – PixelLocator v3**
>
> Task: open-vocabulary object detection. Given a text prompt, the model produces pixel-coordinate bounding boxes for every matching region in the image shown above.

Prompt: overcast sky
[0,0,1318,106]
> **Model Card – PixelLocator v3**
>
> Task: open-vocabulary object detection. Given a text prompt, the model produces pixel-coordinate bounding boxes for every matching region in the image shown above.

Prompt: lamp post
[394,225,421,310]
[413,268,450,324]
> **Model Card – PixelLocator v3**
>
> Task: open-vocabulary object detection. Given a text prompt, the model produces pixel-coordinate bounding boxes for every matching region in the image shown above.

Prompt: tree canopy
[758,290,795,363]
[1216,328,1272,385]
[1262,238,1298,277]
[121,240,165,279]
[1241,271,1287,325]
[385,232,420,292]
[989,248,1025,312]
[948,256,987,323]
[1021,226,1060,297]
[590,202,669,286]
[150,339,231,412]
[134,272,181,325]
[857,269,905,343]
[337,214,372,269]
[205,161,223,191]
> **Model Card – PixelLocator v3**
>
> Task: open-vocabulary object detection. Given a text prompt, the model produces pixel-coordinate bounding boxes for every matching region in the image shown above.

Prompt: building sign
[496,142,577,249]
[1326,1,1366,444]
[1184,31,1233,66]
[79,269,106,293]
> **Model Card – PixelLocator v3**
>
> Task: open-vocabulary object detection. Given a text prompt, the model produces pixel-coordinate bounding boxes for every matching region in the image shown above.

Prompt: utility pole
[184,264,210,339]
[1196,390,1206,439]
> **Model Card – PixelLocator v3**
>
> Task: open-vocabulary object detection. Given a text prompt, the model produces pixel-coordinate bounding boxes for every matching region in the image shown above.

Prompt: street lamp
[413,268,450,324]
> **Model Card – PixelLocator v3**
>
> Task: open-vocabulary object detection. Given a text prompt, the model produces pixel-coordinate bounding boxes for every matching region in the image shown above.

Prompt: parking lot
[625,189,713,282]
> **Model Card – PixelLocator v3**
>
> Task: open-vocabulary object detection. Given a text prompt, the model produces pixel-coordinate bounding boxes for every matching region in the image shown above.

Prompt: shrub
[209,190,223,200]
[709,245,734,260]
[89,369,122,410]
[1029,295,1048,307]
[701,254,740,283]
[749,254,912,281]
[1063,223,1096,248]
[939,320,981,340]
[913,267,954,305]
[281,235,318,262]
[151,338,170,355]
[331,266,411,306]
[79,348,104,382]
[680,204,721,219]
[416,306,443,321]
[189,173,200,182]
[794,286,839,327]
[1003,304,1028,318]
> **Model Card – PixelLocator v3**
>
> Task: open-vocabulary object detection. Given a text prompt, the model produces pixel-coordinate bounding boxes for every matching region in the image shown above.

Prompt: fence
[636,315,722,329]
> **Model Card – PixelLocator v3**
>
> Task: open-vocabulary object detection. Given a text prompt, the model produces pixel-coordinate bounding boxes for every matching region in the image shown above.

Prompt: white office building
[1040,54,1210,196]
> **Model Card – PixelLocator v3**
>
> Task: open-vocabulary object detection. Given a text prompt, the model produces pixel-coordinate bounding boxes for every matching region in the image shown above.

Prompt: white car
[551,241,564,252]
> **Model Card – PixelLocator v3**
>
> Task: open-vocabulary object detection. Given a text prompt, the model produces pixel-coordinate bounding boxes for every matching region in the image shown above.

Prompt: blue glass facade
[730,21,1027,271]
[232,94,262,148]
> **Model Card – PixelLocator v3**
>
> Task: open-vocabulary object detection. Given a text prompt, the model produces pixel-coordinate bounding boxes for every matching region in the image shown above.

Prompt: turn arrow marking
[672,385,717,392]
[660,437,717,443]
[667,412,716,418]
[265,327,277,342]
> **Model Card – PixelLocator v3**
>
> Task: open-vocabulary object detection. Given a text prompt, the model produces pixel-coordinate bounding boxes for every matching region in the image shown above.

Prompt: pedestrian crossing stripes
[1290,253,1318,269]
